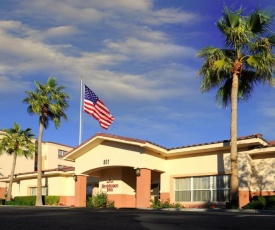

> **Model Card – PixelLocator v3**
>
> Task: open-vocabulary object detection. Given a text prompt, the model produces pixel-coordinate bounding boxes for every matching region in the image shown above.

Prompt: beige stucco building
[1,131,275,208]
[0,130,75,204]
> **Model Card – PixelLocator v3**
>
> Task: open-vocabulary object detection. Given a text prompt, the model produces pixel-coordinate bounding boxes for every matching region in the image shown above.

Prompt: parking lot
[1,206,275,230]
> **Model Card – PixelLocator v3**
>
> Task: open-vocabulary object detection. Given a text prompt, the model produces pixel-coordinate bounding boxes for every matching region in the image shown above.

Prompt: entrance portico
[73,165,161,208]
[65,133,165,208]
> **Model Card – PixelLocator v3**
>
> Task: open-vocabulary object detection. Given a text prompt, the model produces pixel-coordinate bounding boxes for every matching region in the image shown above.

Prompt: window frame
[58,149,67,158]
[175,175,230,202]
[29,187,48,196]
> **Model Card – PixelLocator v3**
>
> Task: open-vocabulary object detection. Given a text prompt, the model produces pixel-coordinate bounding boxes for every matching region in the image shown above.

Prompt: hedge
[4,196,60,206]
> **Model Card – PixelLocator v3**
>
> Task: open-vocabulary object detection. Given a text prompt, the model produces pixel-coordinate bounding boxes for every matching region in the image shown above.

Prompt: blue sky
[0,0,274,148]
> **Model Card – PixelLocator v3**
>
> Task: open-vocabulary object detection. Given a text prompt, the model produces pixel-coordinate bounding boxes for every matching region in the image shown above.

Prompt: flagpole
[79,78,83,145]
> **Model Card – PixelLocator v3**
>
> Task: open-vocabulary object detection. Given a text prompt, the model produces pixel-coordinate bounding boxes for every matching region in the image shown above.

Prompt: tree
[23,77,69,206]
[197,5,275,206]
[0,122,35,201]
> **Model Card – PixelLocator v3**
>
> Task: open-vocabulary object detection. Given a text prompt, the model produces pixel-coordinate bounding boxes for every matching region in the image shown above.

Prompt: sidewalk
[151,207,275,214]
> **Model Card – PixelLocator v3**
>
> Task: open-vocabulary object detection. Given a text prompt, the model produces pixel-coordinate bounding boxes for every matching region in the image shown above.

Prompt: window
[30,187,48,196]
[175,175,230,202]
[58,165,66,169]
[58,149,67,158]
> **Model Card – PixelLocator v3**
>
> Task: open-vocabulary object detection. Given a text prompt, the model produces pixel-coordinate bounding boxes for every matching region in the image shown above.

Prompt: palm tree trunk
[230,73,239,206]
[35,122,44,206]
[6,153,17,201]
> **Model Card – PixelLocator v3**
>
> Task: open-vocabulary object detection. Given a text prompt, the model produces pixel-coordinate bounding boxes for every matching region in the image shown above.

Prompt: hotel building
[1,131,275,208]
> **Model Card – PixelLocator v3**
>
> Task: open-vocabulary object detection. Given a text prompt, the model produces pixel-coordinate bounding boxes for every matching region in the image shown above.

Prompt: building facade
[0,130,75,204]
[1,132,275,208]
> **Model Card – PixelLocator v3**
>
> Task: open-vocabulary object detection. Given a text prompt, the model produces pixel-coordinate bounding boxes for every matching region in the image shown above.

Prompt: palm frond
[247,8,274,34]
[23,77,70,130]
[268,34,275,46]
[216,5,249,48]
[216,79,232,107]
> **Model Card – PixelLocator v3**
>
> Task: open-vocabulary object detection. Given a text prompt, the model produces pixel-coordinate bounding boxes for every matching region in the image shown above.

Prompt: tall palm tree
[197,5,275,207]
[0,122,35,201]
[23,77,69,206]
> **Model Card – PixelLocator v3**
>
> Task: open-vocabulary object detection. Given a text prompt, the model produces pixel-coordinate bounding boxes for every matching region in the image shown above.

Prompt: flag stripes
[84,85,114,130]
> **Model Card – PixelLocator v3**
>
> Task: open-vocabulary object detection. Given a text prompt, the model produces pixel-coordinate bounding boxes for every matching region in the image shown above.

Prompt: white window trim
[175,175,230,202]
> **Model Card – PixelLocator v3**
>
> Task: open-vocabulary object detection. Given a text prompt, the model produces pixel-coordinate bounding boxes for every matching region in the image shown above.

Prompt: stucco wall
[97,167,136,195]
[0,154,34,177]
[0,138,74,178]
[161,151,231,203]
[165,151,230,179]
[238,152,252,191]
[9,175,75,197]
[250,156,275,192]
[42,142,74,169]
[48,176,75,196]
[76,141,165,176]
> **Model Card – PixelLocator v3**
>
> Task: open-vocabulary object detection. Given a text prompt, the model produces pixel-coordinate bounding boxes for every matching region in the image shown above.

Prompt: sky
[0,0,275,149]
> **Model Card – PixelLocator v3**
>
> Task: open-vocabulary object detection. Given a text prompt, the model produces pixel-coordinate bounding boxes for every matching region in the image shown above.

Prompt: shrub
[150,198,182,209]
[86,192,115,208]
[9,196,36,206]
[106,200,115,208]
[266,196,275,210]
[242,196,275,210]
[0,198,5,205]
[45,196,60,205]
[5,200,15,205]
[226,200,239,209]
[2,196,60,206]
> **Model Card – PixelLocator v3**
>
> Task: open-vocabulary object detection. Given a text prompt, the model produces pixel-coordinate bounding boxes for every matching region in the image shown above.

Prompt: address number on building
[103,159,110,165]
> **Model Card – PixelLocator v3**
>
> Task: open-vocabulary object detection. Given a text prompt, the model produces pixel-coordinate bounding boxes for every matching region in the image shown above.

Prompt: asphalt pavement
[0,206,275,230]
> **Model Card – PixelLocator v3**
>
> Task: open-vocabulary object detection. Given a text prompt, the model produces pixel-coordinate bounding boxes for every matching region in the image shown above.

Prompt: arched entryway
[74,166,162,208]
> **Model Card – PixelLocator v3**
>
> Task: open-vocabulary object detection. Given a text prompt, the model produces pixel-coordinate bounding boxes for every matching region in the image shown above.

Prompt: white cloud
[89,0,153,11]
[0,30,61,69]
[0,76,31,94]
[145,8,201,25]
[19,1,104,24]
[29,26,81,41]
[15,0,200,28]
[138,28,168,41]
[105,38,196,59]
[0,0,200,105]
[16,0,152,26]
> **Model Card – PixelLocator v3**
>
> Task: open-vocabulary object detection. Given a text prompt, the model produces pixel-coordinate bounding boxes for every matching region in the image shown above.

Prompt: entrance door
[150,183,160,203]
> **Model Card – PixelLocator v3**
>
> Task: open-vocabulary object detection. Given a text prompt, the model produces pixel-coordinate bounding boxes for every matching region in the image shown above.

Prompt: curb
[157,208,275,214]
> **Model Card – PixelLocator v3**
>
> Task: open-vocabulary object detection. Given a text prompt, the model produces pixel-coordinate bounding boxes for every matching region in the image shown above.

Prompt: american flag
[83,85,114,130]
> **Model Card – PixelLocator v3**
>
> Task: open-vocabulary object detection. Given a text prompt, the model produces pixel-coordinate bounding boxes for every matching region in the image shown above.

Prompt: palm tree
[0,122,35,201]
[197,5,275,207]
[23,77,69,206]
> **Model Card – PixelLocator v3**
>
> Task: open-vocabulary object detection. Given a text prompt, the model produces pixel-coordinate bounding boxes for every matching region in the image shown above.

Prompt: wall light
[136,168,141,177]
[73,174,78,182]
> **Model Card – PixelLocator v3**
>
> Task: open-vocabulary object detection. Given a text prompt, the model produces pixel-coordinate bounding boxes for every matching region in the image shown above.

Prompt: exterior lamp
[73,174,78,182]
[136,168,141,177]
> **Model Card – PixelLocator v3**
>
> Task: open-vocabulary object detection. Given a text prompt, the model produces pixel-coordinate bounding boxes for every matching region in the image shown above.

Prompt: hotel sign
[101,180,119,192]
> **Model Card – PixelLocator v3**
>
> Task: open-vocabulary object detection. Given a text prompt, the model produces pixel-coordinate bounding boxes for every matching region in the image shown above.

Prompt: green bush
[226,200,239,209]
[8,196,36,206]
[266,196,275,210]
[0,198,5,205]
[5,200,15,205]
[87,192,115,208]
[45,196,60,205]
[242,196,275,210]
[2,196,60,206]
[150,198,182,209]
[106,200,115,208]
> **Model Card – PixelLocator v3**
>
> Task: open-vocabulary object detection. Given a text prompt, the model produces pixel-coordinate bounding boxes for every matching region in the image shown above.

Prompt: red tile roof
[0,166,75,179]
[64,132,267,157]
